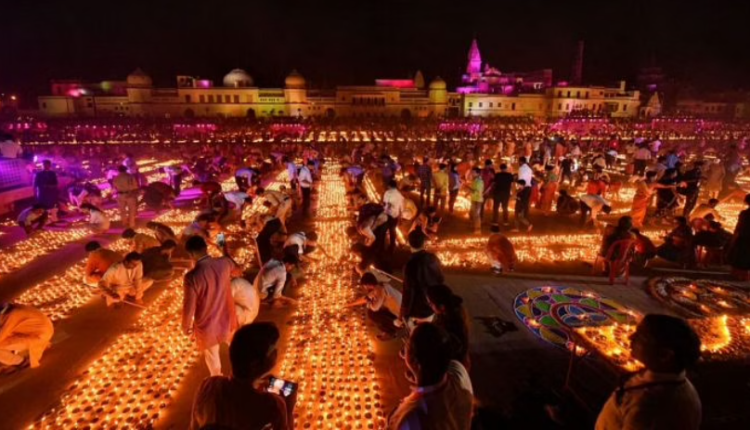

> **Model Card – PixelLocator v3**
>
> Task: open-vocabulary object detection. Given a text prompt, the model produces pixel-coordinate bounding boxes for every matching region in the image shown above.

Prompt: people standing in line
[182,236,239,377]
[432,163,449,213]
[595,314,701,430]
[383,180,405,252]
[113,165,139,229]
[400,230,444,331]
[298,160,314,217]
[34,159,59,210]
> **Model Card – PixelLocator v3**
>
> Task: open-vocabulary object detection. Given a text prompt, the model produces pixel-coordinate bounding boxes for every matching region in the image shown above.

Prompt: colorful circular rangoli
[647,277,750,318]
[513,286,639,350]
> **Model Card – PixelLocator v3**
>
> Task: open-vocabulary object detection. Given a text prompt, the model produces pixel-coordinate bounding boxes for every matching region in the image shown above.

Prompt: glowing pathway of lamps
[28,172,289,428]
[277,162,385,430]
[574,315,750,372]
[0,228,92,276]
[29,276,197,429]
[16,235,137,321]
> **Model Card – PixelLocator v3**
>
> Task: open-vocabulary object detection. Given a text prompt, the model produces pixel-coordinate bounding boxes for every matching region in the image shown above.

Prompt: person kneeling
[190,322,296,430]
[0,303,54,371]
[348,273,403,340]
[255,255,299,307]
[99,252,154,306]
[486,224,517,275]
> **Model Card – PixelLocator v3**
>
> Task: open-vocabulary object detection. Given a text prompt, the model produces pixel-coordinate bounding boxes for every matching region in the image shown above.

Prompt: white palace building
[38,40,644,120]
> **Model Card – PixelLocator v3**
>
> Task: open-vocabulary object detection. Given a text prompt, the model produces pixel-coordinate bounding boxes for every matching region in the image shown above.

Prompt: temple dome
[126,68,153,87]
[285,70,306,88]
[223,69,253,87]
[429,77,447,90]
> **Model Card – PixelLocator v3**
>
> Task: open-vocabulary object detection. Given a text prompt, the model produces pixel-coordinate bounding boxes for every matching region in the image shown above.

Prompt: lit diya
[648,277,750,318]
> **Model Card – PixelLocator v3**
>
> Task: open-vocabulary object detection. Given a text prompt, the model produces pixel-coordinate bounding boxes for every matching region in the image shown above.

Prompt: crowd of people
[1,116,750,429]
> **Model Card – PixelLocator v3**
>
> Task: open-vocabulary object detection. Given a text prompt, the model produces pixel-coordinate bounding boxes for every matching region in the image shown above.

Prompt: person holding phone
[190,322,296,430]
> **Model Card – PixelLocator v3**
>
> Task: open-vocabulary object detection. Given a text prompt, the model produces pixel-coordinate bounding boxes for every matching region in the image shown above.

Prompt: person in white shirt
[383,179,405,252]
[258,187,293,225]
[99,252,154,306]
[234,167,255,192]
[223,191,252,223]
[284,157,298,189]
[388,323,473,430]
[0,133,22,158]
[254,255,299,307]
[283,231,319,262]
[231,277,260,326]
[595,314,702,430]
[297,161,314,217]
[517,157,533,188]
[80,203,110,233]
[579,193,612,228]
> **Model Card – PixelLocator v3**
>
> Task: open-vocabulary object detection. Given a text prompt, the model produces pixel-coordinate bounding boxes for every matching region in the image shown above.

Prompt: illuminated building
[38,39,645,120]
[458,38,642,118]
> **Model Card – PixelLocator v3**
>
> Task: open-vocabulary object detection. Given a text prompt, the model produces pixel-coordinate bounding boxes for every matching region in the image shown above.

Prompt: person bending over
[84,241,122,286]
[0,303,54,370]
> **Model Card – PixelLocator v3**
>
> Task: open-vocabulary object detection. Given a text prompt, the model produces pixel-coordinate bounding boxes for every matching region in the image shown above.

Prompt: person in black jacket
[399,230,444,330]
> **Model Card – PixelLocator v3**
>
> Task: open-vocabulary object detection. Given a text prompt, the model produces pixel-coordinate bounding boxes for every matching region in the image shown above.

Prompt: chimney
[571,41,584,85]
[619,80,627,92]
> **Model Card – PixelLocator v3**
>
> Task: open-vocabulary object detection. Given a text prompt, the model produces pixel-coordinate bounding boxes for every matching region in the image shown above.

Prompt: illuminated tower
[466,38,482,75]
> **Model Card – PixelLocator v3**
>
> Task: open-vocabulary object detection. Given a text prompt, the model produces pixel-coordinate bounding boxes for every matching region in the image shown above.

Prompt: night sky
[3,0,750,103]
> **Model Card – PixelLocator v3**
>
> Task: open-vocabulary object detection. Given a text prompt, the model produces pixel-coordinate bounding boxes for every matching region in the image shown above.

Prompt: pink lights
[375,79,415,89]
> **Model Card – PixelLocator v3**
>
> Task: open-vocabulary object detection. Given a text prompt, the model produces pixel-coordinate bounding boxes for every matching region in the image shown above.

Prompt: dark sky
[3,0,750,103]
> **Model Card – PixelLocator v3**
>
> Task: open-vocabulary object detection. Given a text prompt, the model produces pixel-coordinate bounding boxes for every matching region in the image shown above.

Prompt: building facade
[37,39,642,120]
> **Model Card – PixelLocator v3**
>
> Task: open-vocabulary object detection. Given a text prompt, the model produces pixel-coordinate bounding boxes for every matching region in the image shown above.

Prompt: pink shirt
[182,256,238,350]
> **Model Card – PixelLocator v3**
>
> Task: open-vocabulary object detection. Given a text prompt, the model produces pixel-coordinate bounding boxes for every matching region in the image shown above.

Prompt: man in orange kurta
[0,303,54,369]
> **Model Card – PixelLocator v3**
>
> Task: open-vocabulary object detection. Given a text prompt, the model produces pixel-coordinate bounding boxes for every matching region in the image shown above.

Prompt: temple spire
[466,38,482,75]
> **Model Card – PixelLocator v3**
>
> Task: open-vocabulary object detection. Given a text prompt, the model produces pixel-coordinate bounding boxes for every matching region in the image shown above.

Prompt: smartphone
[267,376,297,397]
[216,232,226,247]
